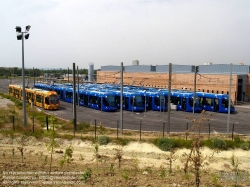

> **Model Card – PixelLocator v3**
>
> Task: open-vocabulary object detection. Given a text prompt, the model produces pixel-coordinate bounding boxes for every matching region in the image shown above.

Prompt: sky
[1,0,250,70]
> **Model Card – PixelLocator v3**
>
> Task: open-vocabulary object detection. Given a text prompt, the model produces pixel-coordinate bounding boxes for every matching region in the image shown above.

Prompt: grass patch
[154,138,176,151]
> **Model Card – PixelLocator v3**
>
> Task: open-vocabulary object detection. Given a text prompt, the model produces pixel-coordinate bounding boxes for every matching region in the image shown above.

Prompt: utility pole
[167,63,172,134]
[227,63,232,137]
[73,63,77,137]
[193,66,198,114]
[77,66,80,106]
[120,62,123,134]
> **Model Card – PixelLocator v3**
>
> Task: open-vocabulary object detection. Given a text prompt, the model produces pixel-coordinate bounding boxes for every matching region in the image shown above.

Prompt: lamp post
[15,25,31,127]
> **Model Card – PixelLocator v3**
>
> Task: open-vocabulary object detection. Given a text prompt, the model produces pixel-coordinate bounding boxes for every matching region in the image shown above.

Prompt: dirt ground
[0,133,250,187]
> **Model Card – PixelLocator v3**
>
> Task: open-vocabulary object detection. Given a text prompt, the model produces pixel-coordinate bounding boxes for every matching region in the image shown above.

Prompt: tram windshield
[49,95,59,104]
[135,95,143,106]
[105,95,116,107]
[66,91,72,99]
[222,99,234,107]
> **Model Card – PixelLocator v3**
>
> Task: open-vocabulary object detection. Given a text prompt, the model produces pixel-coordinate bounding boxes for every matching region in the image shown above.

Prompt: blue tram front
[87,91,117,112]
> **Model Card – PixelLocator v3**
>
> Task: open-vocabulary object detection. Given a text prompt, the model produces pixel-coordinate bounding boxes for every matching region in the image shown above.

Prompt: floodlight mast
[15,25,31,127]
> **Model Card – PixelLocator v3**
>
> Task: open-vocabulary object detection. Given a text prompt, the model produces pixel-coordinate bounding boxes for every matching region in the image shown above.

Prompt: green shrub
[98,135,111,145]
[203,139,214,149]
[240,142,249,150]
[115,138,130,146]
[234,136,242,144]
[155,138,175,151]
[224,140,235,149]
[78,122,90,131]
[174,138,192,149]
[213,138,227,150]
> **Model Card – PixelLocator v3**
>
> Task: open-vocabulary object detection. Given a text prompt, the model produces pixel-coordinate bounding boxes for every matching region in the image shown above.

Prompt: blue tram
[170,92,202,112]
[112,91,144,112]
[87,91,117,111]
[196,92,235,113]
[137,91,167,111]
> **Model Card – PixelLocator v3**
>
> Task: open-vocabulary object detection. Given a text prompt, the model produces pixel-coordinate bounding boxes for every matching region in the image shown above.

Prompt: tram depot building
[96,64,250,105]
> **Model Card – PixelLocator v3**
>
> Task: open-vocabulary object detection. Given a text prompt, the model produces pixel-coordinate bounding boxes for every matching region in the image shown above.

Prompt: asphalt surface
[1,78,250,135]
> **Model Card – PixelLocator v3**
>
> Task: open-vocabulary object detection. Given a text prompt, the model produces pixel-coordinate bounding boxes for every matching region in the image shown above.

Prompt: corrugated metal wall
[156,65,194,73]
[101,66,120,71]
[199,64,250,74]
[125,65,152,72]
[101,64,250,74]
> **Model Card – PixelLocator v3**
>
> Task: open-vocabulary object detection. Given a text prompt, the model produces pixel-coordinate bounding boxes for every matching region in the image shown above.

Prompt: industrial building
[97,62,250,104]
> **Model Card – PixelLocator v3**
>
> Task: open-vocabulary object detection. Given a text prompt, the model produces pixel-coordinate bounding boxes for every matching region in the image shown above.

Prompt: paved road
[1,78,250,135]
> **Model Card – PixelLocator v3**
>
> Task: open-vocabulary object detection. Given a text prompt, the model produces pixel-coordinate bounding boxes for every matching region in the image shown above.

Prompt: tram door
[182,98,186,111]
[214,99,219,112]
[83,94,88,107]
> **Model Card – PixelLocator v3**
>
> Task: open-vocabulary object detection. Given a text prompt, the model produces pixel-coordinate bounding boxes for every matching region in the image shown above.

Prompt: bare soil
[0,132,250,187]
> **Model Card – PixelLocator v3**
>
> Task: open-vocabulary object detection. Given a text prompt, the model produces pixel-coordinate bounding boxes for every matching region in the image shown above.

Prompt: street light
[15,25,31,126]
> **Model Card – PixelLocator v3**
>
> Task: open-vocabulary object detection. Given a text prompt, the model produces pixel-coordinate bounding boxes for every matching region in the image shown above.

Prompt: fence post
[46,116,49,131]
[32,116,34,133]
[208,123,210,139]
[140,121,142,141]
[232,123,234,141]
[163,122,165,137]
[186,122,188,141]
[117,120,119,139]
[12,116,15,131]
[95,119,97,140]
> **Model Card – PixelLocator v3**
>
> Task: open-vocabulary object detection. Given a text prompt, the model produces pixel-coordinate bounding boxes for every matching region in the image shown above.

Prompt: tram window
[222,99,228,108]
[66,92,72,99]
[36,95,41,103]
[45,97,49,105]
[103,98,109,106]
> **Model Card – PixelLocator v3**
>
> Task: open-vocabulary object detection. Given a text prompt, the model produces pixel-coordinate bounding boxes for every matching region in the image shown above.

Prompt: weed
[230,154,240,186]
[81,168,92,183]
[166,149,176,174]
[79,154,84,161]
[115,148,123,169]
[97,135,111,145]
[17,135,27,163]
[133,158,139,171]
[109,163,115,176]
[184,110,212,187]
[144,166,153,175]
[159,165,166,179]
[64,146,74,164]
[46,116,58,174]
[98,124,107,135]
[121,170,129,180]
[12,148,15,157]
[211,173,221,187]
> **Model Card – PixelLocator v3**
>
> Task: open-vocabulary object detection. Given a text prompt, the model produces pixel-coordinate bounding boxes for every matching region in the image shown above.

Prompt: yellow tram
[8,85,60,110]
